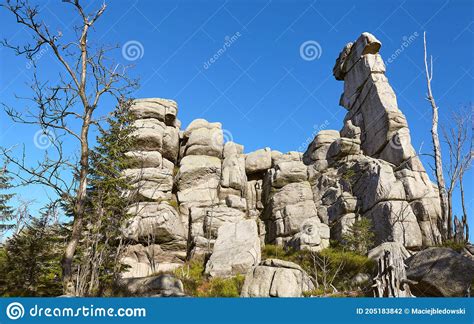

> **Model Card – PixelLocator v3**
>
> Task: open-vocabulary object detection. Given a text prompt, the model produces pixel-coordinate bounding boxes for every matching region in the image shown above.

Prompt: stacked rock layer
[121,32,442,280]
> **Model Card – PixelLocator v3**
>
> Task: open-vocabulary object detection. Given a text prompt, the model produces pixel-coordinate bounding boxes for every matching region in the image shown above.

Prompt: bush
[437,239,467,253]
[261,244,376,294]
[173,258,206,296]
[173,258,245,297]
[196,275,245,297]
[341,218,375,255]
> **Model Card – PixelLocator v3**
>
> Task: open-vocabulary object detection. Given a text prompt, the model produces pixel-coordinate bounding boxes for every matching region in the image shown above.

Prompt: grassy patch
[262,244,376,294]
[437,240,467,253]
[173,258,245,297]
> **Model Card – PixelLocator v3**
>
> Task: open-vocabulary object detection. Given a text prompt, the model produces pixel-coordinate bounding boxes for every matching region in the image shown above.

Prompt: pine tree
[0,205,65,296]
[76,99,137,295]
[0,165,15,234]
[341,217,375,255]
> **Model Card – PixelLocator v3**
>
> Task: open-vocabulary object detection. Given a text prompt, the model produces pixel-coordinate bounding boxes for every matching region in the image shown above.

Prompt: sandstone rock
[349,157,406,211]
[241,259,314,297]
[330,213,356,240]
[189,205,246,239]
[327,192,358,222]
[272,160,308,188]
[181,119,223,158]
[123,167,174,200]
[123,168,173,192]
[407,247,474,297]
[205,220,261,277]
[245,180,263,211]
[131,98,178,126]
[340,120,361,140]
[287,218,330,252]
[223,141,244,157]
[120,244,183,279]
[303,130,339,164]
[118,273,185,296]
[364,200,422,248]
[245,148,271,174]
[221,153,247,191]
[131,118,180,162]
[225,195,247,211]
[327,137,360,161]
[123,202,187,246]
[125,151,174,170]
[176,155,221,191]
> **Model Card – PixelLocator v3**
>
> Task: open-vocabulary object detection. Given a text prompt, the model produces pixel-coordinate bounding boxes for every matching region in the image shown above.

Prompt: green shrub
[341,218,375,255]
[172,258,245,297]
[196,275,245,297]
[261,244,376,293]
[437,239,467,253]
[173,258,206,296]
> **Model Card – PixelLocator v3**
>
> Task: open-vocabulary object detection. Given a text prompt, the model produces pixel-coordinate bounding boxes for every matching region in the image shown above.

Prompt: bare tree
[442,107,472,242]
[308,250,345,294]
[423,32,450,240]
[1,0,137,294]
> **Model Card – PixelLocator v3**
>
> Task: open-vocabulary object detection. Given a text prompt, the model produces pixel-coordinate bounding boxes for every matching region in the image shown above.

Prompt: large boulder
[176,155,221,191]
[131,118,179,162]
[221,142,247,192]
[123,202,187,248]
[181,119,223,158]
[123,168,173,200]
[287,218,330,252]
[189,205,246,239]
[118,273,185,297]
[125,151,174,170]
[406,247,474,297]
[120,244,184,279]
[131,98,178,126]
[205,219,261,277]
[245,148,271,174]
[241,259,314,297]
[364,200,422,248]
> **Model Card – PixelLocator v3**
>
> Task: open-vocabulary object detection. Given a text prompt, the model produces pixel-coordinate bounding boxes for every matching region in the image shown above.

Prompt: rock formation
[241,259,314,297]
[120,33,443,287]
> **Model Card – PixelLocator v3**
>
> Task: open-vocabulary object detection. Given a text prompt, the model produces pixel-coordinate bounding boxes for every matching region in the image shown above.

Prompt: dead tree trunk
[373,250,413,297]
[423,32,450,240]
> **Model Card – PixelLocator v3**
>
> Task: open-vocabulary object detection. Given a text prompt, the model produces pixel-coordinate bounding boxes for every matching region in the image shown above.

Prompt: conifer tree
[76,99,137,295]
[0,165,14,234]
[0,204,65,296]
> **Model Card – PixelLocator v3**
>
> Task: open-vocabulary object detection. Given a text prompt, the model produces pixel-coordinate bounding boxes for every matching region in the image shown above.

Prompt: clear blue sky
[0,0,473,237]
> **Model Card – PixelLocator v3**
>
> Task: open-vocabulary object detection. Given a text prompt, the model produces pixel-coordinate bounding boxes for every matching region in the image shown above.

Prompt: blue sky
[0,0,473,236]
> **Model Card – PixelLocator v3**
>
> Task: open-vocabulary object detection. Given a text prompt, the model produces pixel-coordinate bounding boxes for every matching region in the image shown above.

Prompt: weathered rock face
[205,220,261,277]
[302,31,441,248]
[118,273,185,297]
[406,247,474,297]
[120,244,184,278]
[121,32,443,291]
[122,99,187,280]
[241,259,314,297]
